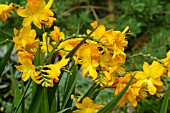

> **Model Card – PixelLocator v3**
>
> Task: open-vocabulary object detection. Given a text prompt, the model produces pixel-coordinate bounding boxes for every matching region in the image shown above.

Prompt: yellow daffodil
[73,97,104,113]
[15,58,36,81]
[17,0,55,29]
[13,26,40,54]
[0,3,15,21]
[163,50,170,77]
[49,26,65,42]
[135,61,165,95]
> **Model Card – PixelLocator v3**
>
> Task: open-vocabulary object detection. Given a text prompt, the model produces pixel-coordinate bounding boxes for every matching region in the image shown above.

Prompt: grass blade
[61,64,78,109]
[0,31,13,40]
[160,82,170,113]
[28,46,44,113]
[0,42,14,77]
[10,64,22,113]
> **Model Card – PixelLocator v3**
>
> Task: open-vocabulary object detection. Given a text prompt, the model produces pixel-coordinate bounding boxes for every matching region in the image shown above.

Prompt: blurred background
[0,0,170,112]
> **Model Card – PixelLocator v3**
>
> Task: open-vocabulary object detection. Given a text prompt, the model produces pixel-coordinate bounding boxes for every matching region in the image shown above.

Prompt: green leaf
[28,45,44,113]
[61,64,78,110]
[0,42,14,77]
[10,64,22,113]
[14,80,31,113]
[160,82,170,113]
[47,82,60,111]
[50,94,57,113]
[98,75,134,113]
[0,39,11,47]
[57,108,71,113]
[0,30,13,41]
[56,87,60,112]
[39,88,50,113]
[28,84,43,113]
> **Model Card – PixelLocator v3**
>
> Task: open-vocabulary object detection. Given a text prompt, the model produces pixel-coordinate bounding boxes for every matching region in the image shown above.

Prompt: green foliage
[1,0,170,113]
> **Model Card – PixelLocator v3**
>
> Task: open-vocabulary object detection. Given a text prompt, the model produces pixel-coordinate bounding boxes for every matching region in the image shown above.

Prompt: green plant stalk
[10,64,22,113]
[66,25,99,59]
[61,64,78,110]
[14,79,32,113]
[0,42,14,77]
[160,82,170,113]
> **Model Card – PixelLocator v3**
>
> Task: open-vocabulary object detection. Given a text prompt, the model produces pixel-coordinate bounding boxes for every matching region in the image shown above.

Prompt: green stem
[14,79,32,113]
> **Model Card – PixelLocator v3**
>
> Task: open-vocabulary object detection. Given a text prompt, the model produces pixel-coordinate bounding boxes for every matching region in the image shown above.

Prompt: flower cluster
[1,0,170,110]
[0,3,15,21]
[58,21,128,87]
[6,0,69,87]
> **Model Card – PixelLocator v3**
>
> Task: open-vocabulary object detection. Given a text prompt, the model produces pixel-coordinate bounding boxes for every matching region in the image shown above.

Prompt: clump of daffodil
[135,61,165,95]
[73,97,104,113]
[13,26,40,54]
[0,3,15,21]
[17,0,56,29]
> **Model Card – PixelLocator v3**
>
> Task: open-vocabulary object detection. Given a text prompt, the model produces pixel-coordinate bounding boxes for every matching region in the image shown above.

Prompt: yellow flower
[80,45,99,79]
[73,97,104,113]
[115,73,142,107]
[135,61,165,95]
[0,3,15,21]
[86,21,106,40]
[41,32,53,54]
[15,58,36,81]
[13,26,40,54]
[58,38,82,56]
[49,26,65,42]
[17,0,55,29]
[17,51,33,61]
[163,50,170,77]
[39,56,70,87]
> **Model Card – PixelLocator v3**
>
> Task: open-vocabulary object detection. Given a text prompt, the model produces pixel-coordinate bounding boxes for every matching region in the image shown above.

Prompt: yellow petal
[33,16,42,29]
[45,0,53,9]
[135,71,146,80]
[151,78,163,86]
[147,79,157,95]
[17,8,30,17]
[22,16,33,27]
[143,62,150,75]
[168,71,170,77]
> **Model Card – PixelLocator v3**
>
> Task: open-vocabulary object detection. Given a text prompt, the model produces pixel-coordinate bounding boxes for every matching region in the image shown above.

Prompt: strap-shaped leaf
[98,75,134,113]
[10,65,22,113]
[0,31,13,40]
[160,82,170,113]
[14,79,31,113]
[61,63,78,109]
[0,42,14,77]
[28,46,44,113]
